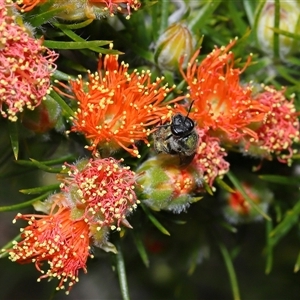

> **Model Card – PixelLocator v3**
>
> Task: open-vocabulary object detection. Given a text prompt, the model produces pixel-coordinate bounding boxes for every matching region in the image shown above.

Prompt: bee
[153,102,199,166]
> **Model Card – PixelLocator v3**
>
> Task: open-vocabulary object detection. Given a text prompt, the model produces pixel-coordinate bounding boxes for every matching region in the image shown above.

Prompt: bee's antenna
[184,101,194,123]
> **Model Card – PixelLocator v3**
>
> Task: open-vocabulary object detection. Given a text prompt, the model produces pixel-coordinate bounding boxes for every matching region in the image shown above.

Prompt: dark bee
[153,102,199,166]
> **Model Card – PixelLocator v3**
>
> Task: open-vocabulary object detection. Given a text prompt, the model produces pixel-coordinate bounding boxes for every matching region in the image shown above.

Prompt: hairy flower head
[61,157,138,230]
[0,0,58,121]
[246,86,299,163]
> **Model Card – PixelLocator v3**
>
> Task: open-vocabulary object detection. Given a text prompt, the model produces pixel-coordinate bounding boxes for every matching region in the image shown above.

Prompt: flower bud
[136,154,202,213]
[256,0,300,59]
[154,23,194,71]
[222,182,272,224]
[22,97,62,133]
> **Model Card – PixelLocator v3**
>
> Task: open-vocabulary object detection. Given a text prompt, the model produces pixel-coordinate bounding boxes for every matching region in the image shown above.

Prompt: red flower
[56,54,181,157]
[0,0,58,121]
[193,129,230,187]
[249,86,299,163]
[176,39,268,142]
[9,196,91,294]
[228,184,260,215]
[61,157,138,230]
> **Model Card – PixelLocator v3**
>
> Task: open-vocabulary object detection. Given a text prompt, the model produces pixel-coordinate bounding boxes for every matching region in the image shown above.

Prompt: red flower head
[223,182,272,224]
[61,157,138,230]
[228,184,259,215]
[248,86,299,163]
[8,194,92,294]
[193,129,230,188]
[57,54,181,157]
[0,0,58,121]
[176,39,268,142]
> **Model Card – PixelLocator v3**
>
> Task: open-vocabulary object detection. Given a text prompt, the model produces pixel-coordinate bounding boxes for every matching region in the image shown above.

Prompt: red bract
[9,199,91,294]
[0,0,58,121]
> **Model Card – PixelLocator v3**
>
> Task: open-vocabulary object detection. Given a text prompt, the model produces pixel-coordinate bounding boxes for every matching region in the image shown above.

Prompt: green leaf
[29,7,64,27]
[55,27,122,55]
[159,0,169,35]
[189,0,222,33]
[218,243,241,300]
[16,158,63,173]
[141,203,170,236]
[259,175,300,185]
[216,177,235,193]
[43,40,112,50]
[227,1,247,36]
[294,251,300,272]
[15,155,75,168]
[52,69,76,81]
[252,0,266,46]
[269,200,300,246]
[265,220,273,274]
[131,232,149,268]
[227,171,271,221]
[273,0,280,59]
[48,90,75,119]
[0,233,21,259]
[53,19,93,30]
[8,121,19,160]
[219,221,238,233]
[115,242,131,300]
[19,184,60,195]
[0,192,50,212]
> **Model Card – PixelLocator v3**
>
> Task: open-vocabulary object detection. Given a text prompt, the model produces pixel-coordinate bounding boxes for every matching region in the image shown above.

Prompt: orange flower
[9,198,92,294]
[176,39,268,142]
[56,54,181,157]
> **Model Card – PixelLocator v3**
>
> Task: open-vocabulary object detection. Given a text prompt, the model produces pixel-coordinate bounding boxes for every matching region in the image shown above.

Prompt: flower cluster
[0,0,57,121]
[8,157,138,293]
[56,53,182,157]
